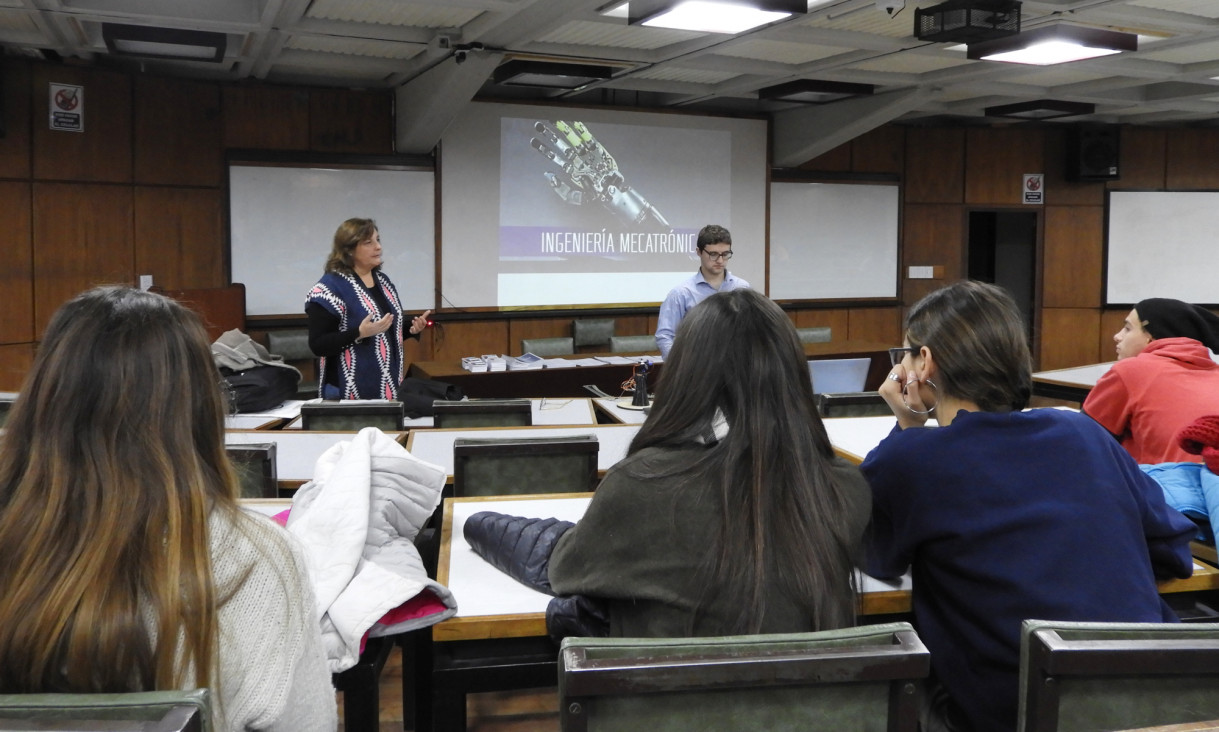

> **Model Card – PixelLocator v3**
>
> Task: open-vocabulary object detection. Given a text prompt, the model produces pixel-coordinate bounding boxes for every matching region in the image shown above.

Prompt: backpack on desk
[220,365,299,413]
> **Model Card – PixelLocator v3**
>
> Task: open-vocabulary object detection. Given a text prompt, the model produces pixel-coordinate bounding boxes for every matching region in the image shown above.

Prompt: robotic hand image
[530,120,670,232]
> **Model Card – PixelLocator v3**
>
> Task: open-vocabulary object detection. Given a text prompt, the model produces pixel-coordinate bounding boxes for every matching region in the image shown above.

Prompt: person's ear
[916,345,938,381]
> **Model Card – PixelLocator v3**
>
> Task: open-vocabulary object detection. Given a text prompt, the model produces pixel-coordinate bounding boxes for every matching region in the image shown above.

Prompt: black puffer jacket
[462,511,574,594]
[463,511,609,639]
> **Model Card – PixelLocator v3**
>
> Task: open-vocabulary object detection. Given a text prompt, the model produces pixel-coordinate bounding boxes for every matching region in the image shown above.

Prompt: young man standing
[1084,298,1219,464]
[654,225,750,358]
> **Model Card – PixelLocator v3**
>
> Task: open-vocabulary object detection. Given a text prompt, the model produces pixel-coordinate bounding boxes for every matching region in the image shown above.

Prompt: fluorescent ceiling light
[626,0,806,34]
[102,23,226,63]
[984,99,1095,120]
[759,79,875,104]
[968,24,1136,66]
[642,2,790,33]
[493,60,614,89]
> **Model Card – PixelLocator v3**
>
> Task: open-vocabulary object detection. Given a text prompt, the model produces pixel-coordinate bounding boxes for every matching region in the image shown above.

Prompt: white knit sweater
[204,508,338,731]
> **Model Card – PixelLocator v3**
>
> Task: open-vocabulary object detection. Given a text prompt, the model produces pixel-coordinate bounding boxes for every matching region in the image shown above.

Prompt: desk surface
[434,494,1219,643]
[225,429,407,485]
[281,397,597,430]
[592,397,649,424]
[411,341,892,399]
[406,424,639,482]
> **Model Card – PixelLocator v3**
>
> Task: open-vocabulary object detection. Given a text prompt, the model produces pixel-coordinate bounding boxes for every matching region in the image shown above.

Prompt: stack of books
[461,356,488,373]
[483,355,508,372]
[509,352,545,370]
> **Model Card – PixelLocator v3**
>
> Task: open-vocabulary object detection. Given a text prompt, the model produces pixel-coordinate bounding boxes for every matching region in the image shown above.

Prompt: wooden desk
[225,429,407,491]
[405,424,639,483]
[409,340,892,399]
[1031,362,1114,402]
[282,397,598,430]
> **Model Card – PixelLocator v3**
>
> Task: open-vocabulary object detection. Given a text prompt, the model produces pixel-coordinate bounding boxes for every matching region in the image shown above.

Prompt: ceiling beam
[772,87,930,167]
[395,48,504,154]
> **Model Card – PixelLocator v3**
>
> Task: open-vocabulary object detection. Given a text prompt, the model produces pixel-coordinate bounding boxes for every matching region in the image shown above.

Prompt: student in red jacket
[1084,298,1219,464]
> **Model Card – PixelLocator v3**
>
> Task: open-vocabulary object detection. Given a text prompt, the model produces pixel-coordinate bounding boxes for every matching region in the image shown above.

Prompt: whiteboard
[1106,191,1218,305]
[229,164,435,316]
[769,181,899,300]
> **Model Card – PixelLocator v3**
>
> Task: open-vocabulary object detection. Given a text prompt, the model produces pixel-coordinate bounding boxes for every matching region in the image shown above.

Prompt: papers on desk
[594,355,663,365]
[509,353,545,370]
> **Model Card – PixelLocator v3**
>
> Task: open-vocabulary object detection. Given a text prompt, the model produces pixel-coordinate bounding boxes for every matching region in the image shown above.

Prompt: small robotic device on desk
[618,360,653,410]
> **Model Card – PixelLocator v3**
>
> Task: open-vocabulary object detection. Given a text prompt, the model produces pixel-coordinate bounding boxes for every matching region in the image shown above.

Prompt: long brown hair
[0,286,239,693]
[629,288,859,634]
[325,217,378,275]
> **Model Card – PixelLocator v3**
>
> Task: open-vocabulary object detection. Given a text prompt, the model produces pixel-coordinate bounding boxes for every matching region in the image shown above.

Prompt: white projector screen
[769,181,899,300]
[229,163,435,317]
[1106,191,1219,305]
[440,102,768,309]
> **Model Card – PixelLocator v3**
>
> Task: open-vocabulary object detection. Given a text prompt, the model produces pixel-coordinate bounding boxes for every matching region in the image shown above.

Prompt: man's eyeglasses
[701,250,733,261]
[888,346,917,366]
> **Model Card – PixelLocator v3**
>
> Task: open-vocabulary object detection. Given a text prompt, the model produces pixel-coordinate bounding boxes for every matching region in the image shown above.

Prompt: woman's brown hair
[324,218,378,275]
[0,286,240,693]
[905,279,1032,412]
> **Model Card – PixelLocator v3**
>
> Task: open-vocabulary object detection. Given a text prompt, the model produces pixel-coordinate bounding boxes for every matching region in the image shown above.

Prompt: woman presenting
[306,218,431,400]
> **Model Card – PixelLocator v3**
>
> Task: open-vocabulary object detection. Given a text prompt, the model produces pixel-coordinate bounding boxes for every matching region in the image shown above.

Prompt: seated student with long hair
[0,286,336,731]
[465,288,871,637]
[863,280,1195,732]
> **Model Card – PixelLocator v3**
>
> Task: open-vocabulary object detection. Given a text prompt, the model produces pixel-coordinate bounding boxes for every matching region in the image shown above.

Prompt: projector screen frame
[225,149,437,321]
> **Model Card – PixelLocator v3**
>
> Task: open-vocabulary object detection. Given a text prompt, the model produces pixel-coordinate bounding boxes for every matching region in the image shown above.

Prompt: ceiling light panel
[306,0,482,27]
[637,1,794,34]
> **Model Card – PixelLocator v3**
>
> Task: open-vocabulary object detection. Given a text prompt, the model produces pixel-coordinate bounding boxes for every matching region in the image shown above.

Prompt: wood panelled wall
[5,56,1219,389]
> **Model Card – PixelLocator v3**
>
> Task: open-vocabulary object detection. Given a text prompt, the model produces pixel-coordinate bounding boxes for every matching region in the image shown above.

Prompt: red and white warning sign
[1022,173,1044,205]
[49,83,84,132]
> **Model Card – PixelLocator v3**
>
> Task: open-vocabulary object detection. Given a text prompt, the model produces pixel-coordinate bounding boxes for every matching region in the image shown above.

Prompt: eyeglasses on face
[701,249,732,261]
[888,346,917,366]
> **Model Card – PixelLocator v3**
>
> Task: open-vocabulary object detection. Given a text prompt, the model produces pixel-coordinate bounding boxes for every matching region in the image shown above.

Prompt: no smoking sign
[49,83,84,132]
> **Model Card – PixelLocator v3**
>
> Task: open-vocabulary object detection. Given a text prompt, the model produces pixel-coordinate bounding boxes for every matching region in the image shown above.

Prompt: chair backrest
[796,326,833,344]
[299,401,404,430]
[816,392,892,418]
[809,357,872,394]
[225,443,278,498]
[453,434,599,497]
[521,337,575,357]
[0,689,211,732]
[433,399,533,428]
[560,621,929,732]
[1018,620,1219,732]
[608,335,657,353]
[265,328,314,361]
[573,319,615,349]
[0,398,13,428]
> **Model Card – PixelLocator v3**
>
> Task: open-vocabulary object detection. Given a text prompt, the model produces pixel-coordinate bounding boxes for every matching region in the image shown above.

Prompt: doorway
[967,210,1038,341]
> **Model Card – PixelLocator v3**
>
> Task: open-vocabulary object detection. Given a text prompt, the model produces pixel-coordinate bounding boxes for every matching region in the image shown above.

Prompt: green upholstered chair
[816,391,892,418]
[433,399,532,429]
[608,335,657,354]
[521,337,575,357]
[796,326,833,344]
[0,689,211,731]
[1018,619,1219,732]
[225,442,278,498]
[573,319,615,350]
[559,621,929,732]
[299,401,404,430]
[452,434,599,497]
[265,328,318,397]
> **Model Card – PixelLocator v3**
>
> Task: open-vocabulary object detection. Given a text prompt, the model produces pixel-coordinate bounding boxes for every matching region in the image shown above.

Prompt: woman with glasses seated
[464,288,871,638]
[863,280,1195,732]
[0,287,336,731]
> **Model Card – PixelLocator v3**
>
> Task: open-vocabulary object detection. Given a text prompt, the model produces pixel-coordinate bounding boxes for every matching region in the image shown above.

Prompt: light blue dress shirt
[654,269,750,357]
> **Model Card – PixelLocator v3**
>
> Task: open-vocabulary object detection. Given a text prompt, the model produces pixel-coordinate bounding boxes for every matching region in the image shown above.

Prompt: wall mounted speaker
[1066,126,1120,181]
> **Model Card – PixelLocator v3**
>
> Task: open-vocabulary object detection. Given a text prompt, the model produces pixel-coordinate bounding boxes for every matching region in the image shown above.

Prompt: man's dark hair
[696,224,731,251]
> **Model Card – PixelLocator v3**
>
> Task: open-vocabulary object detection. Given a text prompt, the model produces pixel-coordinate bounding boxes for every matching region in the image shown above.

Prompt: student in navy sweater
[862,280,1195,732]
